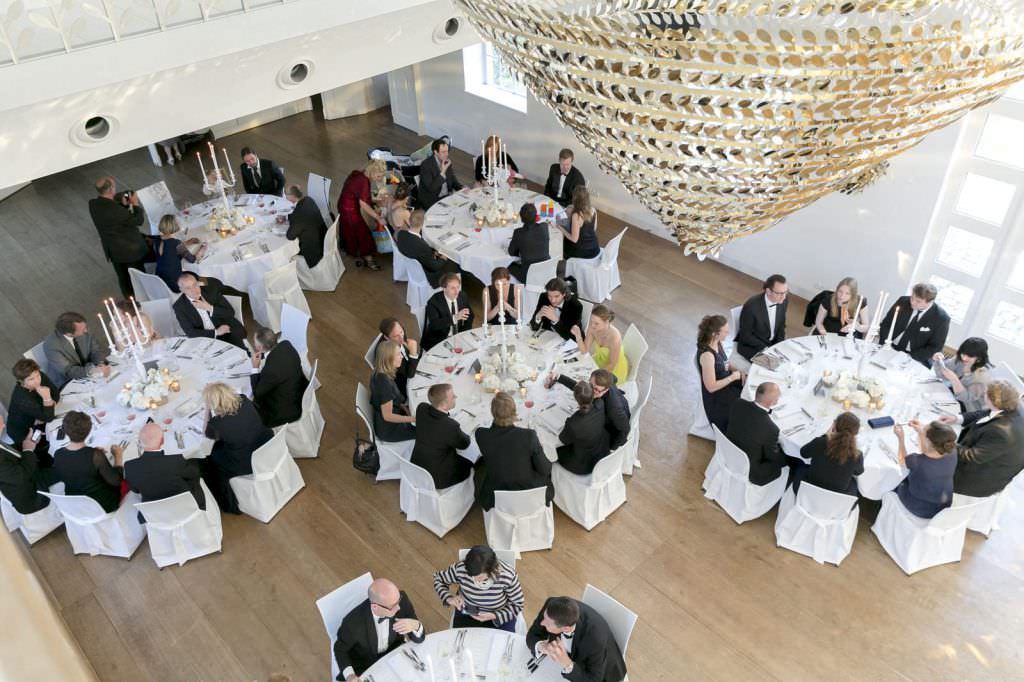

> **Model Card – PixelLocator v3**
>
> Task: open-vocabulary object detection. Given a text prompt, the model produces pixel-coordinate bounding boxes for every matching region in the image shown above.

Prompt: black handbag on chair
[352,419,380,476]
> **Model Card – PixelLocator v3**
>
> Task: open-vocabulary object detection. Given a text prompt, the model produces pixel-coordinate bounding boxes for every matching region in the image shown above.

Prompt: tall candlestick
[483,286,490,330]
[886,305,899,345]
[209,142,220,173]
[222,148,235,182]
[196,151,207,181]
[850,295,864,334]
[466,649,477,680]
[502,143,507,173]
[481,138,485,167]
[129,317,143,347]
[426,654,436,682]
[515,284,522,327]
[97,313,114,351]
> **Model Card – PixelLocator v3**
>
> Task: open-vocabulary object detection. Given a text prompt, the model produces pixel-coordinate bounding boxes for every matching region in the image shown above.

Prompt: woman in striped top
[433,545,524,632]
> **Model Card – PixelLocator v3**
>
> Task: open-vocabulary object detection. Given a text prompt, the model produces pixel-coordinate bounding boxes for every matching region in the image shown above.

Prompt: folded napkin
[175,397,201,417]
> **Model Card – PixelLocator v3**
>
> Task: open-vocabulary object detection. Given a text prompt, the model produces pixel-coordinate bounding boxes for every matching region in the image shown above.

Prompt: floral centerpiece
[474,200,516,227]
[830,371,884,408]
[116,368,182,410]
[207,206,248,235]
[479,348,534,393]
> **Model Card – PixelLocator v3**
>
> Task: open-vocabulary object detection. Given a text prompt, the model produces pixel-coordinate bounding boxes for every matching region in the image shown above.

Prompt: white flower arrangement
[851,390,871,409]
[474,200,516,227]
[511,363,533,382]
[207,206,247,232]
[831,386,850,402]
[500,377,520,393]
[116,368,180,410]
[482,374,502,391]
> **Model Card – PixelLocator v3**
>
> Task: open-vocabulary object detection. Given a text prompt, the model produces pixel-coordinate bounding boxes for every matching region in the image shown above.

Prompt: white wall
[322,75,391,120]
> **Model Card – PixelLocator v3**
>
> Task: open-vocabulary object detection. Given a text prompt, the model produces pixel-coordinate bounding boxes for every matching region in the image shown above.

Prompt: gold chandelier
[452,0,1024,256]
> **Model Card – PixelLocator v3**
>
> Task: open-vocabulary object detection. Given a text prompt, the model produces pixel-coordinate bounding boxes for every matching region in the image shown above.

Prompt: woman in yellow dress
[571,304,629,384]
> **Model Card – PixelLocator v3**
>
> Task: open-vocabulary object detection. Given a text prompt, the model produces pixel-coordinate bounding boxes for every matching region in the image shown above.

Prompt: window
[988,301,1024,347]
[463,43,528,113]
[928,275,974,324]
[935,226,994,277]
[954,173,1016,226]
[975,114,1024,170]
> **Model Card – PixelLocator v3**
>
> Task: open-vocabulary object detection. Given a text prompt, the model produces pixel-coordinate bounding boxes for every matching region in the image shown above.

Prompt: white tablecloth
[406,327,596,463]
[743,334,962,499]
[362,629,564,681]
[423,188,567,285]
[47,337,253,461]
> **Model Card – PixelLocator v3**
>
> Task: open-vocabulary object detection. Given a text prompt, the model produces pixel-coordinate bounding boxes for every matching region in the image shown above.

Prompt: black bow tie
[768,303,778,308]
[377,616,392,624]
[562,632,574,639]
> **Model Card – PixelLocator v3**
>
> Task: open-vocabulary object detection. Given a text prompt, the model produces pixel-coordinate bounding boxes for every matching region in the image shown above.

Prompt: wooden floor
[6,108,1024,682]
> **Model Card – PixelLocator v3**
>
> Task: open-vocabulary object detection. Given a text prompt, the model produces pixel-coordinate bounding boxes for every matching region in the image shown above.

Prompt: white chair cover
[579,299,594,335]
[405,259,437,312]
[141,298,183,338]
[316,572,374,682]
[364,336,381,370]
[307,172,334,226]
[952,472,1021,537]
[230,429,305,523]
[22,341,50,377]
[581,584,638,656]
[483,487,555,556]
[0,483,64,545]
[773,483,859,565]
[565,228,626,302]
[129,268,174,302]
[523,258,559,315]
[398,458,474,538]
[725,305,742,355]
[702,426,788,523]
[871,490,984,575]
[621,323,648,388]
[552,449,627,531]
[385,228,409,282]
[258,260,311,330]
[287,359,325,458]
[42,491,146,558]
[280,302,312,374]
[355,382,413,481]
[988,361,1024,397]
[297,219,345,291]
[225,295,245,327]
[619,376,653,475]
[134,480,223,568]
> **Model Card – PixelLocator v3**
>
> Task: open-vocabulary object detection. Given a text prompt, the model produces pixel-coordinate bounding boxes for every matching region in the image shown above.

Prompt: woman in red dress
[337,160,386,270]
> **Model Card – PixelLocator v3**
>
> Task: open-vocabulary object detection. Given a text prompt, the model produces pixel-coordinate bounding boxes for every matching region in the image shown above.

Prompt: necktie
[907,311,920,329]
[253,163,261,183]
[73,339,86,365]
[377,616,391,624]
[450,300,458,336]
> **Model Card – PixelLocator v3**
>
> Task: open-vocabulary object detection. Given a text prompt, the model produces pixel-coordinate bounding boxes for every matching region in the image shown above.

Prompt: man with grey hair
[172,272,246,349]
[282,184,327,268]
[249,326,308,427]
[726,381,788,485]
[333,577,424,681]
[122,423,205,520]
[88,175,150,297]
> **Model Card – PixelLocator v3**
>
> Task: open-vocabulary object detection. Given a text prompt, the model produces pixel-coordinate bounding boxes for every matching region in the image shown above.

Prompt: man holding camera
[88,175,150,298]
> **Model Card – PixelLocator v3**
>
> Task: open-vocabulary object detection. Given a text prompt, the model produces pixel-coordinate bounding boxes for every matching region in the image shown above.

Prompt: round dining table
[743,333,962,499]
[422,187,567,285]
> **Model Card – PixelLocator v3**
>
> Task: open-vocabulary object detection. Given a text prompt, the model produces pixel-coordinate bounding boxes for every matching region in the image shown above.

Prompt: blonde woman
[338,159,387,270]
[571,305,629,385]
[370,341,416,442]
[202,382,273,513]
[556,186,600,260]
[813,277,869,337]
[155,214,206,292]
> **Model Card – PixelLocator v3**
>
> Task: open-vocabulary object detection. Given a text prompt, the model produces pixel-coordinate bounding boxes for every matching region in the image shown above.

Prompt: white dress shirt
[534,629,576,665]
[189,296,216,331]
[444,295,460,337]
[764,294,778,340]
[556,173,567,200]
[341,617,424,680]
[974,409,1003,426]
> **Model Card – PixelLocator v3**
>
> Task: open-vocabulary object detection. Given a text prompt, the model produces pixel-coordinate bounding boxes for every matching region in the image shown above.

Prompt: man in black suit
[122,424,205,520]
[283,185,327,268]
[946,380,1024,497]
[88,176,150,298]
[239,146,286,196]
[734,273,789,369]
[334,577,425,681]
[411,383,472,489]
[726,382,788,485]
[557,382,610,475]
[173,272,247,349]
[544,148,586,208]
[422,273,474,351]
[249,327,308,428]
[530,278,583,340]
[42,311,110,388]
[0,416,56,515]
[553,369,630,450]
[527,596,627,682]
[508,203,551,284]
[395,209,460,286]
[417,138,463,210]
[878,282,951,367]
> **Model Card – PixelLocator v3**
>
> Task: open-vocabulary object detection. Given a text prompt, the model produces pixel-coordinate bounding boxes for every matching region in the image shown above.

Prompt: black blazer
[240,158,285,196]
[287,196,327,268]
[878,296,951,367]
[251,340,308,428]
[557,402,611,475]
[53,446,122,513]
[0,444,50,514]
[205,396,273,479]
[543,164,586,207]
[395,229,449,287]
[735,293,788,361]
[526,597,627,682]
[530,293,583,341]
[475,154,520,183]
[6,374,60,444]
[422,291,474,351]
[124,450,205,510]
[508,221,550,283]
[726,399,786,486]
[411,404,472,489]
[172,279,244,341]
[333,593,424,679]
[556,376,630,449]
[954,409,1024,497]
[417,156,463,210]
[88,196,149,263]
[799,435,863,497]
[475,424,553,511]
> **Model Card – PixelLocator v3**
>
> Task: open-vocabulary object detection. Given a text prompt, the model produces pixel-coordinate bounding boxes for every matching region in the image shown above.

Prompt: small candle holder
[476,218,485,227]
[875,398,885,410]
[529,370,538,381]
[474,372,483,384]
[169,380,181,392]
[519,386,528,399]
[245,215,255,225]
[842,399,852,411]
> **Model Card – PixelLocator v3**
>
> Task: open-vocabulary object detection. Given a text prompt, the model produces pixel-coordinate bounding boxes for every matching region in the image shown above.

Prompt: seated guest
[544,148,586,208]
[395,209,460,287]
[239,146,285,196]
[123,423,205,515]
[173,272,246,349]
[411,383,471,489]
[422,273,474,351]
[726,382,786,486]
[201,382,272,513]
[418,138,464,211]
[370,341,416,442]
[375,318,419,398]
[113,299,159,350]
[812,277,869,337]
[385,182,413,231]
[557,382,610,475]
[697,314,743,432]
[734,274,789,368]
[945,380,1024,498]
[475,135,520,184]
[249,327,308,428]
[571,305,628,385]
[530,277,583,340]
[433,544,525,632]
[42,311,110,387]
[7,359,61,466]
[555,186,600,261]
[333,578,424,682]
[879,282,950,367]
[475,392,553,510]
[0,415,56,515]
[282,185,327,268]
[52,411,123,513]
[550,369,630,450]
[507,203,550,284]
[794,412,863,497]
[338,160,386,271]
[527,596,627,682]
[155,214,206,293]
[486,266,520,326]
[933,337,992,413]
[892,420,957,519]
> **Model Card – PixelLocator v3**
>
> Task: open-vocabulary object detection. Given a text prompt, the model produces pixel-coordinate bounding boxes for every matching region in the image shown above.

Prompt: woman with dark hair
[696,314,743,432]
[795,412,864,497]
[7,358,61,465]
[376,318,419,398]
[52,411,123,513]
[556,185,600,260]
[892,420,958,518]
[573,304,628,384]
[432,544,525,632]
[486,266,519,326]
[386,182,413,231]
[556,382,610,475]
[933,337,991,413]
[475,135,520,184]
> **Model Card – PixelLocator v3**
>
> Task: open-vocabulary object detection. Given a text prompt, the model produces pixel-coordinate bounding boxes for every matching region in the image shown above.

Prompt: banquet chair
[581,584,638,659]
[871,491,985,575]
[287,359,325,458]
[450,548,527,634]
[405,259,438,312]
[619,376,653,476]
[316,572,374,682]
[988,361,1024,397]
[280,302,312,375]
[41,491,146,558]
[364,335,381,370]
[229,429,305,523]
[552,449,627,531]
[306,171,334,226]
[952,470,1023,537]
[620,323,648,407]
[385,227,409,282]
[702,426,788,523]
[726,305,751,372]
[579,299,594,334]
[523,258,559,314]
[773,482,859,566]
[483,487,555,557]
[565,227,626,302]
[259,260,311,331]
[134,480,222,568]
[355,383,414,481]
[1,483,65,545]
[296,219,345,292]
[398,458,474,538]
[128,268,174,302]
[141,298,183,338]
[413,306,427,338]
[225,295,245,327]
[22,342,50,377]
